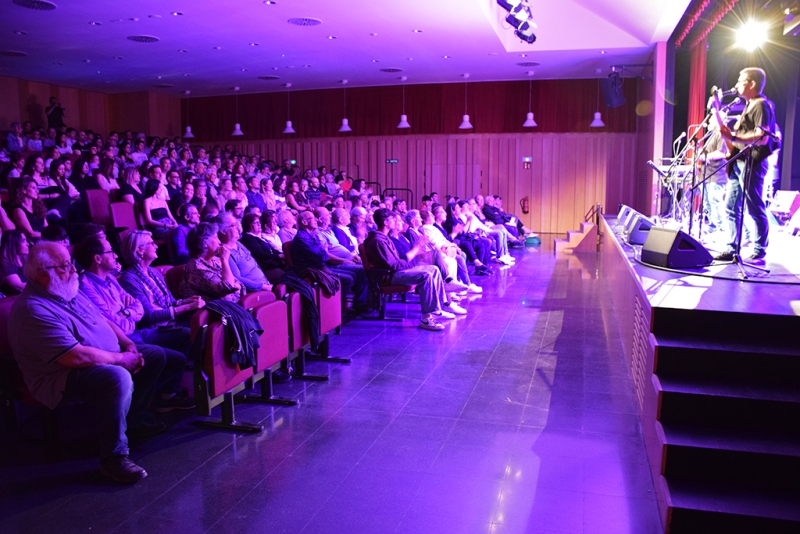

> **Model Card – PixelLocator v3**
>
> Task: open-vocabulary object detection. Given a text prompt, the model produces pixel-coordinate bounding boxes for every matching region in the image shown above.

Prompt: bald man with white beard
[8,242,174,484]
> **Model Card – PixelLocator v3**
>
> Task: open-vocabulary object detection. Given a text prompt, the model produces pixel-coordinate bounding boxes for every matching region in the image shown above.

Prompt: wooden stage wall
[229,133,638,235]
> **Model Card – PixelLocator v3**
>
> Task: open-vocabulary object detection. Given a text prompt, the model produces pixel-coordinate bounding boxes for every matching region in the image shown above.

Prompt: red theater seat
[358,244,416,320]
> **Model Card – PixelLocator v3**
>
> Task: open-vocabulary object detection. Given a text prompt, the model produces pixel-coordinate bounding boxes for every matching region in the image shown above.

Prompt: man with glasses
[8,242,173,483]
[74,236,192,412]
[216,212,271,293]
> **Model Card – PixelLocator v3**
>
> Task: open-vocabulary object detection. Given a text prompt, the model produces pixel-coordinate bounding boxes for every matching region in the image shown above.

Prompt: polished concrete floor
[0,244,663,534]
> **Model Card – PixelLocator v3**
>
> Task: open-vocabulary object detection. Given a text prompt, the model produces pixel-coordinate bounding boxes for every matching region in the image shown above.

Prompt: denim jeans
[390,265,446,314]
[724,158,769,255]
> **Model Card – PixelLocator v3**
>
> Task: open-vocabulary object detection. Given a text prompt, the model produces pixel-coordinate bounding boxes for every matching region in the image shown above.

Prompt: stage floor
[604,216,800,317]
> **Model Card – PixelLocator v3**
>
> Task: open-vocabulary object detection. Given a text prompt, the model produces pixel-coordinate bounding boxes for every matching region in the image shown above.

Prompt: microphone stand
[719,133,771,279]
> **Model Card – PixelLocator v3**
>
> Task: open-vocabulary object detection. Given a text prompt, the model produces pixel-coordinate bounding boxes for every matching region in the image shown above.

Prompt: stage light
[496,0,523,12]
[515,21,537,44]
[736,20,769,51]
[505,4,528,28]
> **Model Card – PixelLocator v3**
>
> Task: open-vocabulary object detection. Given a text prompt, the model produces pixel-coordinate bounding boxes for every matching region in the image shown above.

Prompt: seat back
[282,241,294,268]
[0,296,19,360]
[86,189,111,226]
[358,243,373,269]
[153,265,173,277]
[280,291,309,351]
[239,290,276,310]
[166,264,185,296]
[251,300,289,372]
[109,202,138,241]
[202,320,254,399]
[317,286,342,335]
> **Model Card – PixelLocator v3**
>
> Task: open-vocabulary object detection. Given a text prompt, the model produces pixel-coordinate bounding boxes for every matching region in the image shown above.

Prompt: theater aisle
[0,243,662,534]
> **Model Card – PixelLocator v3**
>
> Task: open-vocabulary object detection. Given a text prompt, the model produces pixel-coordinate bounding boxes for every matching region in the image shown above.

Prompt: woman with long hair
[69,157,100,195]
[12,177,48,239]
[260,178,276,211]
[142,180,178,239]
[0,230,29,295]
[95,157,121,191]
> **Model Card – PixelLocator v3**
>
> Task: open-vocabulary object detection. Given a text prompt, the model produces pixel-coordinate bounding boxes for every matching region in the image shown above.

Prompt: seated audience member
[40,224,71,247]
[331,208,358,253]
[170,180,194,218]
[119,230,204,333]
[165,169,183,201]
[443,203,492,276]
[322,173,339,196]
[45,158,81,221]
[74,236,193,395]
[471,196,522,247]
[258,178,277,211]
[313,207,369,307]
[27,129,43,152]
[179,222,244,302]
[6,153,25,181]
[306,176,323,207]
[0,230,29,295]
[348,206,369,244]
[461,199,513,265]
[224,198,244,219]
[401,210,458,286]
[200,203,219,222]
[258,210,285,253]
[245,176,268,213]
[291,211,368,310]
[95,157,121,192]
[286,180,311,212]
[239,212,285,284]
[6,122,25,153]
[419,209,482,294]
[493,195,535,237]
[364,209,466,331]
[143,180,178,240]
[120,168,144,204]
[12,177,48,240]
[190,179,208,210]
[9,242,183,483]
[172,203,200,265]
[216,212,271,293]
[277,209,297,243]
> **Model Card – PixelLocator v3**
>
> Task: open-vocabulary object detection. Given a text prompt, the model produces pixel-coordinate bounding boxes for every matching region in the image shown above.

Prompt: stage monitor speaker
[600,75,626,109]
[623,209,643,234]
[627,215,654,245]
[617,204,632,220]
[641,227,713,269]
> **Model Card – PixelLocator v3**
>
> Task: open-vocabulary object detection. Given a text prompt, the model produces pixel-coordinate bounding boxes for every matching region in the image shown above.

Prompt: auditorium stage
[600,215,800,533]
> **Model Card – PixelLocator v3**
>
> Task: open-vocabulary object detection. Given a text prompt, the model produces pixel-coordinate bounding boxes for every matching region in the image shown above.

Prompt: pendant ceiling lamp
[339,80,352,133]
[590,78,605,128]
[458,74,473,130]
[283,84,295,134]
[231,87,244,136]
[522,71,537,128]
[397,76,410,129]
[183,99,195,138]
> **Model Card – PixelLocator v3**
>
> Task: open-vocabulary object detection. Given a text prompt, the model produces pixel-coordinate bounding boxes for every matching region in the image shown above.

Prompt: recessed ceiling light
[129,17,139,21]
[327,35,337,39]
[303,64,311,67]
[178,49,188,53]
[443,55,450,59]
[113,56,123,60]
[14,31,27,35]
[488,52,498,56]
[84,59,91,63]
[149,15,161,19]
[371,59,379,63]
[213,46,221,50]
[171,11,183,16]
[241,68,248,71]
[272,66,278,70]
[520,54,527,57]
[183,74,191,77]
[413,29,423,33]
[89,21,101,25]
[370,33,378,36]
[249,42,259,46]
[600,50,606,54]
[286,65,295,68]
[264,1,276,4]
[407,57,413,61]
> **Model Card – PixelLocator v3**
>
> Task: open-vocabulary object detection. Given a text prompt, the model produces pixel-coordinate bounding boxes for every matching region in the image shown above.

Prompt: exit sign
[386,158,399,164]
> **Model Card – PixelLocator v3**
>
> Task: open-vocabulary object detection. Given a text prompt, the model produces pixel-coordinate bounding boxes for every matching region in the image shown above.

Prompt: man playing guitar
[714,67,779,263]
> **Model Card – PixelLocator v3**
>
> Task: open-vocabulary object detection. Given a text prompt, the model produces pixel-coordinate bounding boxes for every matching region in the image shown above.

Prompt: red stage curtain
[180,79,639,142]
[687,37,708,140]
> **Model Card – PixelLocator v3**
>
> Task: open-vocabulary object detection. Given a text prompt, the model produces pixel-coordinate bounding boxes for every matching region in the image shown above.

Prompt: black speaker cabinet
[627,215,654,245]
[641,227,713,269]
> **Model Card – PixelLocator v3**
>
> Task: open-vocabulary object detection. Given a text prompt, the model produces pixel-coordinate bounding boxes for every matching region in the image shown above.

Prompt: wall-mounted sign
[386,158,399,164]
[523,156,532,170]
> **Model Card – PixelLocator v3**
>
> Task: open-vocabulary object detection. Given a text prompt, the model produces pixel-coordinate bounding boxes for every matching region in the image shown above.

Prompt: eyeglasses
[99,250,116,255]
[44,260,76,273]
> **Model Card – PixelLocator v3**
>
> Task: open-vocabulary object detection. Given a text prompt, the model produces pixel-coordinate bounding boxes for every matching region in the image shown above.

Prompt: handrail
[382,187,414,202]
[584,203,603,225]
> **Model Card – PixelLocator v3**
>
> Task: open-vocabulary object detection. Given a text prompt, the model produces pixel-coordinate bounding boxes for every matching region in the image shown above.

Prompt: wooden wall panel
[148,92,182,138]
[0,76,21,130]
[221,133,637,234]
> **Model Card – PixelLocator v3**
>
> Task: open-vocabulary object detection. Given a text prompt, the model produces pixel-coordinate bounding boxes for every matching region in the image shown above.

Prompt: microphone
[646,160,667,178]
[759,127,781,141]
[676,132,687,142]
[719,88,737,96]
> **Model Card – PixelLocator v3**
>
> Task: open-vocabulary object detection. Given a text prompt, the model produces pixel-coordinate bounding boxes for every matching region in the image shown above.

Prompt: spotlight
[736,20,769,51]
[496,0,523,11]
[504,4,528,28]
[515,21,537,44]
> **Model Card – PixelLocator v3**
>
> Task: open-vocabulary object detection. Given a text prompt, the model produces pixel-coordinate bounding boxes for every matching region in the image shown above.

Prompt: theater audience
[40,224,71,246]
[142,180,178,240]
[245,176,267,212]
[9,242,183,483]
[277,209,297,243]
[0,230,29,295]
[179,222,244,302]
[420,209,482,294]
[364,209,466,331]
[349,206,369,244]
[170,180,194,217]
[120,168,144,204]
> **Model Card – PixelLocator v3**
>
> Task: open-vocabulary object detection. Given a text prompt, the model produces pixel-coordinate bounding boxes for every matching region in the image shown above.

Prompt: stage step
[658,422,800,490]
[554,222,597,253]
[665,477,800,534]
[651,308,800,347]
[654,337,800,389]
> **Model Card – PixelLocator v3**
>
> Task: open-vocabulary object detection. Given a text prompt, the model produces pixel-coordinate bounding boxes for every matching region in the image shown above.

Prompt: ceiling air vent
[258,76,280,80]
[287,17,322,26]
[12,0,57,10]
[154,84,174,88]
[380,68,403,73]
[0,50,28,57]
[516,61,540,67]
[127,35,160,43]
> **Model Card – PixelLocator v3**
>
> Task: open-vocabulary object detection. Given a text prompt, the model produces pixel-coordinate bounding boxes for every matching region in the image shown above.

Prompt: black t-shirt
[734,96,778,163]
[0,259,26,295]
[120,183,144,204]
[47,105,65,128]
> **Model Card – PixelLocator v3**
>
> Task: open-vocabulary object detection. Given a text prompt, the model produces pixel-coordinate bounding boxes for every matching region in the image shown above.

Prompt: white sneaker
[467,283,483,294]
[444,302,467,315]
[446,282,467,292]
[494,257,510,265]
[449,292,463,302]
[433,309,456,320]
[420,315,445,331]
[501,254,516,263]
